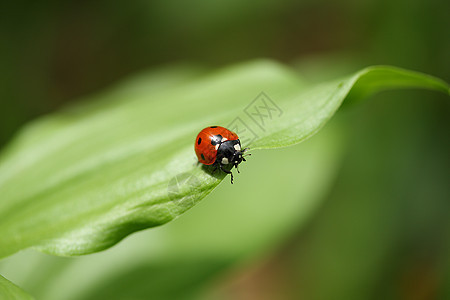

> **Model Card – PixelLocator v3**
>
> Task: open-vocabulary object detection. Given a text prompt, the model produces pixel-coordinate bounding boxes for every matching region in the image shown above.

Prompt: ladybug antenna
[242,147,251,156]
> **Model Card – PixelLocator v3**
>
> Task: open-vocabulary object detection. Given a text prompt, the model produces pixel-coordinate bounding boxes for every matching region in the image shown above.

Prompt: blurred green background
[0,0,449,299]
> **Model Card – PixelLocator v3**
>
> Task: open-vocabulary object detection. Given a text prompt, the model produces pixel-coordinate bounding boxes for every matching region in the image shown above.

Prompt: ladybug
[195,126,249,183]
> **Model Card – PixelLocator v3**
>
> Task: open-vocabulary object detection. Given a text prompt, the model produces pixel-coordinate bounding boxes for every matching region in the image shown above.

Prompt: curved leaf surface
[0,61,447,258]
[0,275,34,300]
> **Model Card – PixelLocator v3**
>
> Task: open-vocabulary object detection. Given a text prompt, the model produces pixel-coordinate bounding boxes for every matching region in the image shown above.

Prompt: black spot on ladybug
[201,153,205,160]
[197,137,202,145]
[210,126,217,128]
[211,134,222,146]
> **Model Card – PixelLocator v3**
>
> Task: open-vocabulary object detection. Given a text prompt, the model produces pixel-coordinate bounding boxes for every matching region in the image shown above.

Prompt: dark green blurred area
[1,0,448,146]
[0,0,449,299]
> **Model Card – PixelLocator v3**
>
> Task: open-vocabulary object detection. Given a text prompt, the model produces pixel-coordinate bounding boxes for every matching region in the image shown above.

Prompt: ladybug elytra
[195,126,249,183]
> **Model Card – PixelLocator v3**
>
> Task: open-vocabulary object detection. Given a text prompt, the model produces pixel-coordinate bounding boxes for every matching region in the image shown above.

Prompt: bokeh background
[1,0,449,299]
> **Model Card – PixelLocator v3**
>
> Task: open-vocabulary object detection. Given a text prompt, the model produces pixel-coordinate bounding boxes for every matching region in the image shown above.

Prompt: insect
[195,126,249,183]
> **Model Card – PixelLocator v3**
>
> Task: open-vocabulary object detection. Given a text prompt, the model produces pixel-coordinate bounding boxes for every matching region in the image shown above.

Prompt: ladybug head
[217,140,249,168]
[216,139,251,184]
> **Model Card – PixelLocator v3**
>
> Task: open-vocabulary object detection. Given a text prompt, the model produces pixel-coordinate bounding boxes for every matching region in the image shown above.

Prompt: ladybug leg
[211,164,219,175]
[235,163,240,173]
[219,164,234,184]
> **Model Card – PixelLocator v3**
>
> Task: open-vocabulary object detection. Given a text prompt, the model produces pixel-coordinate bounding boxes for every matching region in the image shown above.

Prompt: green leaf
[0,275,34,300]
[0,61,448,258]
[0,122,346,300]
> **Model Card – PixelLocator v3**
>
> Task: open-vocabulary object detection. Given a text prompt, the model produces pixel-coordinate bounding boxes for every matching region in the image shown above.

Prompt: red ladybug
[195,126,249,183]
